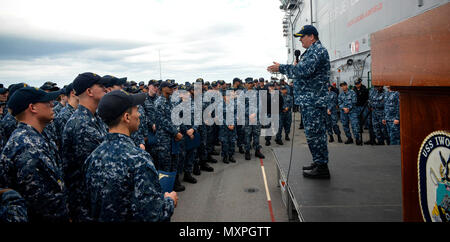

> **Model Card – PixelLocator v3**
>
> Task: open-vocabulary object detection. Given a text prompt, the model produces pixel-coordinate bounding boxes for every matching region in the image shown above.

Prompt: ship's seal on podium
[418,131,450,222]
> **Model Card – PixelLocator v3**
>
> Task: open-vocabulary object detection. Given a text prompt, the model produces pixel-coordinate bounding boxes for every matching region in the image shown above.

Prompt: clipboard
[158,170,176,194]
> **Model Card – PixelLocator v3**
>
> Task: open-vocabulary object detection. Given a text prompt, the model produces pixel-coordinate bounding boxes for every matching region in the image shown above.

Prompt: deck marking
[260,158,275,222]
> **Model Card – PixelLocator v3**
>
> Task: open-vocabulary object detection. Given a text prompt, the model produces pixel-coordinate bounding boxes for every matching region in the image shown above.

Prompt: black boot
[345,138,354,144]
[229,155,236,163]
[303,163,330,179]
[302,162,318,171]
[193,163,201,176]
[173,174,186,192]
[285,135,290,141]
[200,162,214,172]
[376,140,385,145]
[222,155,229,164]
[245,151,251,160]
[239,146,245,154]
[337,135,343,143]
[255,149,265,159]
[207,155,217,163]
[265,140,271,146]
[329,135,334,143]
[275,139,283,145]
[183,172,197,184]
[356,139,362,146]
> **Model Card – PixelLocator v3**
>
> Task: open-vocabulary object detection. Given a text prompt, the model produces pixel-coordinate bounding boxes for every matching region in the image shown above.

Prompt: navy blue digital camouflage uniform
[233,87,246,151]
[197,92,210,162]
[61,104,108,221]
[53,102,64,115]
[53,103,76,149]
[279,40,330,165]
[369,88,388,144]
[84,133,174,222]
[0,122,69,222]
[384,90,400,145]
[182,96,199,174]
[276,93,293,140]
[326,90,341,136]
[205,91,220,156]
[220,97,237,158]
[154,95,179,172]
[338,89,360,140]
[143,94,159,162]
[1,112,18,144]
[1,111,58,152]
[0,188,28,222]
[243,88,261,152]
[131,105,149,147]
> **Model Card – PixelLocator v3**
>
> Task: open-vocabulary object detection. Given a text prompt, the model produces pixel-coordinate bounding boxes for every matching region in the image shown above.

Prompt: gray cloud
[0,33,151,60]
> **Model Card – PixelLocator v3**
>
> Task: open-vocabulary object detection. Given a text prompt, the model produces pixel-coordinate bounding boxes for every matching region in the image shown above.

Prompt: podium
[371,3,450,222]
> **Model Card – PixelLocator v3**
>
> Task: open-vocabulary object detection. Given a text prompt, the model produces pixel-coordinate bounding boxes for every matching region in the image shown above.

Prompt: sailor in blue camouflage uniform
[0,87,69,222]
[326,85,342,143]
[202,81,219,164]
[268,25,331,179]
[338,82,361,145]
[369,86,389,145]
[232,78,246,154]
[383,86,400,145]
[85,90,177,222]
[195,79,216,171]
[61,72,108,221]
[175,85,198,184]
[1,83,28,144]
[0,188,28,222]
[275,86,293,142]
[220,90,237,164]
[243,78,265,160]
[53,83,78,149]
[144,80,160,161]
[154,81,186,192]
[127,85,149,150]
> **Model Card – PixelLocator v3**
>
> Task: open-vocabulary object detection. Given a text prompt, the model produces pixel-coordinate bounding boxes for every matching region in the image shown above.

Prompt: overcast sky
[0,0,287,88]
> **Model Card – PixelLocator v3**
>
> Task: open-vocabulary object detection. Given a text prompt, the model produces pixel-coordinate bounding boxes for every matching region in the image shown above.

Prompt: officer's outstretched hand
[267,62,280,73]
[165,192,178,207]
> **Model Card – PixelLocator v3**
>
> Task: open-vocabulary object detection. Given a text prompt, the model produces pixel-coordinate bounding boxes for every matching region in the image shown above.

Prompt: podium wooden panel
[371,3,450,222]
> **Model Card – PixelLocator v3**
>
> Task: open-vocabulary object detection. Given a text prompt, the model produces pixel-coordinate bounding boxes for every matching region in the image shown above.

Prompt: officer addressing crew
[267,25,331,179]
[0,87,70,222]
[61,72,108,221]
[85,90,177,222]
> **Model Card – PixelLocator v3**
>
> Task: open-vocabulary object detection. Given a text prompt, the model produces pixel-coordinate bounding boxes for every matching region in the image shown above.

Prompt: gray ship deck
[273,145,402,222]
